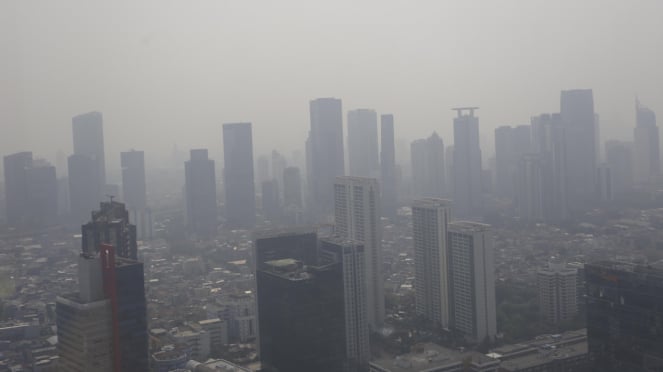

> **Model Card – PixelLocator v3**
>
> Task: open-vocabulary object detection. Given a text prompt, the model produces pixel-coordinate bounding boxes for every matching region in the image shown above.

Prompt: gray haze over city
[2,0,663,170]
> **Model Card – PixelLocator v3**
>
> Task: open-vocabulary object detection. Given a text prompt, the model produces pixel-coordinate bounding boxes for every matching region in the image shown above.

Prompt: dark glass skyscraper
[184,149,217,236]
[307,98,345,221]
[223,123,256,229]
[560,89,596,207]
[257,259,346,372]
[380,114,397,218]
[585,261,663,371]
[347,109,379,178]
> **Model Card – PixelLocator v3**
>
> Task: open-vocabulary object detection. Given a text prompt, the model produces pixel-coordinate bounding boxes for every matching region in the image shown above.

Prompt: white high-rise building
[447,221,496,342]
[334,176,385,329]
[537,262,578,324]
[412,198,452,328]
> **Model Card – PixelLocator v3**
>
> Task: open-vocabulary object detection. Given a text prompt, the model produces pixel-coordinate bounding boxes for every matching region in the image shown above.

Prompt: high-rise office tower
[634,100,660,185]
[282,167,303,225]
[334,176,384,329]
[596,164,613,202]
[3,152,32,225]
[537,262,577,324]
[515,154,544,222]
[560,89,597,207]
[308,98,345,221]
[254,229,367,372]
[121,150,152,240]
[72,111,106,192]
[184,149,217,236]
[283,166,303,209]
[261,179,281,222]
[257,259,347,372]
[605,140,634,196]
[411,133,446,200]
[68,154,103,223]
[3,152,58,227]
[530,113,568,222]
[380,114,398,218]
[82,200,138,260]
[256,155,270,187]
[57,240,148,372]
[412,198,452,328]
[223,123,256,229]
[271,150,287,189]
[347,109,379,178]
[494,125,531,199]
[585,261,663,372]
[452,108,483,218]
[319,237,370,371]
[447,221,496,342]
[120,150,146,210]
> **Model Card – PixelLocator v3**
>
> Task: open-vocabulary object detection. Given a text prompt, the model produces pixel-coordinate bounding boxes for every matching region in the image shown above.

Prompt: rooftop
[371,343,498,372]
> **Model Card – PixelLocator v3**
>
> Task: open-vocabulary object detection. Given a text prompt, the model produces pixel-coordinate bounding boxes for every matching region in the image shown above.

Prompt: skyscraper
[3,152,57,227]
[605,140,634,196]
[411,132,446,199]
[184,149,217,236]
[380,114,397,218]
[58,236,148,372]
[68,153,102,223]
[334,176,384,329]
[223,123,256,229]
[254,229,368,371]
[347,109,379,178]
[447,221,496,342]
[81,200,138,260]
[452,108,483,218]
[494,125,531,199]
[3,152,32,225]
[412,198,452,328]
[585,261,663,372]
[121,150,151,239]
[633,100,660,185]
[308,98,345,221]
[515,154,544,222]
[530,113,568,222]
[120,150,146,210]
[560,89,597,207]
[283,166,302,209]
[257,259,347,372]
[72,111,106,192]
[537,262,577,324]
[319,237,370,371]
[261,179,281,222]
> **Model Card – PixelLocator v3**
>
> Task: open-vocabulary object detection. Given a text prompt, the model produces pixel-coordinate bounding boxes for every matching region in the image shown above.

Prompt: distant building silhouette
[185,149,217,236]
[494,125,531,199]
[515,153,544,222]
[68,154,102,223]
[347,109,379,178]
[121,150,152,240]
[3,152,57,227]
[261,179,281,222]
[452,108,483,218]
[334,176,384,329]
[605,140,634,196]
[380,114,398,218]
[223,123,256,229]
[560,89,597,208]
[282,166,303,224]
[72,111,106,193]
[634,100,660,185]
[307,98,345,221]
[411,132,446,199]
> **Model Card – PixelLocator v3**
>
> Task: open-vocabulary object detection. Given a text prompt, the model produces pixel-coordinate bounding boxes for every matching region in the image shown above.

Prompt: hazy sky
[2,0,662,177]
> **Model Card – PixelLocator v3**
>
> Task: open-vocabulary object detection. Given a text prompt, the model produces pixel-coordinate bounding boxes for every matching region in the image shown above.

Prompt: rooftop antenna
[106,195,115,203]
